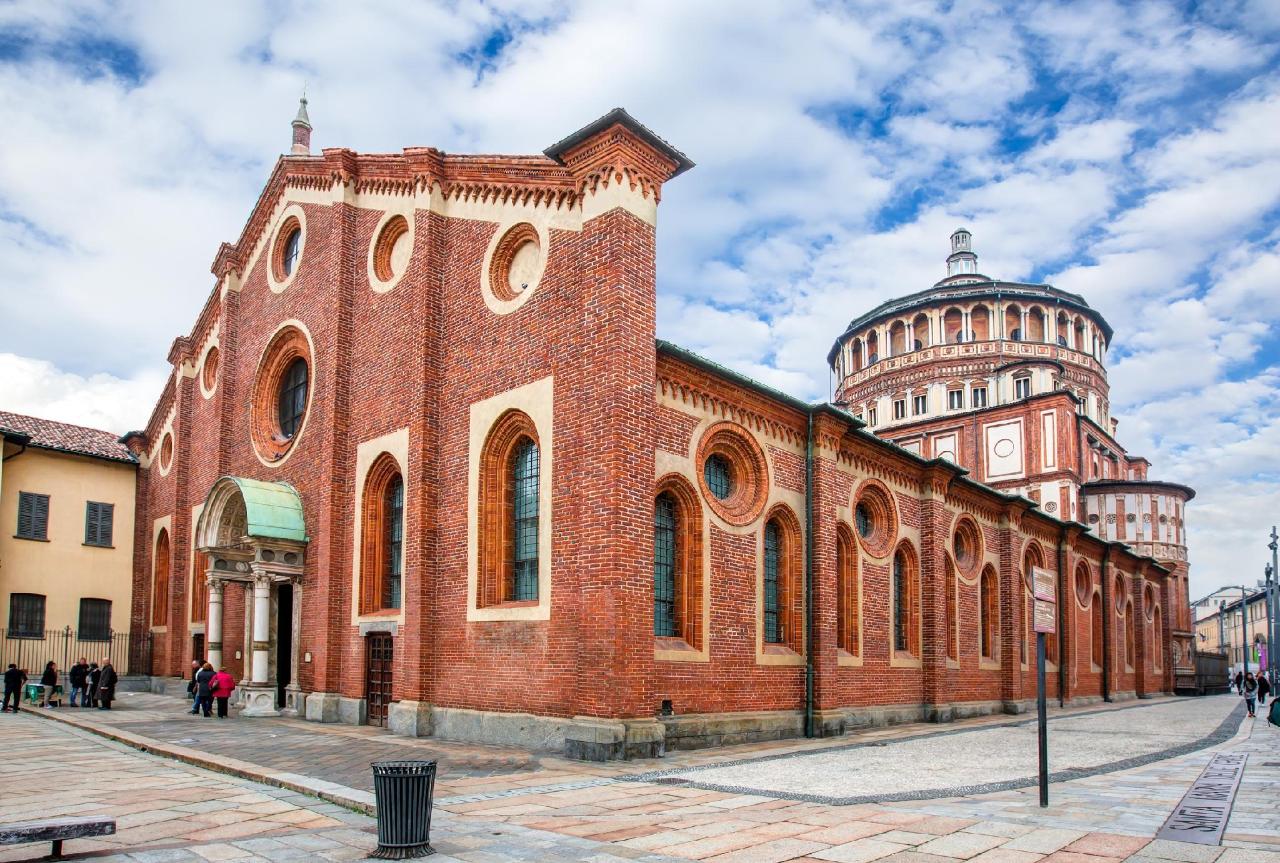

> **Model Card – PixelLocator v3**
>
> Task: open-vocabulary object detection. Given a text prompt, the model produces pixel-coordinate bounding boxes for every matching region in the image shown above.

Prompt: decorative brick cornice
[545,109,692,203]
[657,356,806,448]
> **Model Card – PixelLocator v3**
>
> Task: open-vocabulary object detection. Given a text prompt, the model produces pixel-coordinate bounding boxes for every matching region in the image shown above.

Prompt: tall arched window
[152,528,170,627]
[510,439,539,601]
[359,455,405,614]
[945,559,958,661]
[1091,592,1103,668]
[764,520,782,643]
[837,525,859,656]
[980,566,999,661]
[653,475,704,648]
[892,544,919,656]
[1124,600,1136,670]
[1152,605,1163,671]
[654,493,678,638]
[191,552,208,623]
[478,410,541,607]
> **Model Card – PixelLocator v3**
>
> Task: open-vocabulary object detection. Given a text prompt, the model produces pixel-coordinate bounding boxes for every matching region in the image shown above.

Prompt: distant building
[828,230,1197,689]
[0,411,138,670]
[1194,588,1270,676]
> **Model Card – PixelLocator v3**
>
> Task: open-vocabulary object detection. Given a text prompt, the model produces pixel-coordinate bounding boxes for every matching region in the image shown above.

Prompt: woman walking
[39,661,58,708]
[1242,671,1259,718]
[1257,671,1271,706]
[210,667,236,718]
[193,662,215,718]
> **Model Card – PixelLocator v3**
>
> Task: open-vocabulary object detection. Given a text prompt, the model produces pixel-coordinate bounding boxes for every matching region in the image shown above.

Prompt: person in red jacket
[210,667,236,719]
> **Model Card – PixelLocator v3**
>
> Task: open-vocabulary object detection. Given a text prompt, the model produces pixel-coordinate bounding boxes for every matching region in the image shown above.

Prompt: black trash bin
[370,760,437,858]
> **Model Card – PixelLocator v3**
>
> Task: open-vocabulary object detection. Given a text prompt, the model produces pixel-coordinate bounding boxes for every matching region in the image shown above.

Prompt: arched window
[191,552,208,623]
[970,306,991,340]
[980,566,999,661]
[278,357,308,439]
[152,528,170,627]
[283,226,302,275]
[653,476,704,648]
[654,493,678,637]
[1004,304,1022,340]
[359,455,405,614]
[510,439,539,601]
[1152,605,1163,671]
[837,525,859,656]
[889,321,907,356]
[892,544,919,656]
[1091,592,1103,667]
[912,314,929,350]
[762,507,802,652]
[1124,600,1135,670]
[1028,306,1046,342]
[945,559,958,661]
[478,410,541,606]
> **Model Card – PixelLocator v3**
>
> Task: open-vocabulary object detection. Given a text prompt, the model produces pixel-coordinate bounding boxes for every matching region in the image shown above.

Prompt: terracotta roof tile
[0,411,136,464]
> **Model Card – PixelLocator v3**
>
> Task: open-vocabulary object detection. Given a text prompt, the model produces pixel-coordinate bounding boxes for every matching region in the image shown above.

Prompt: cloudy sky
[1,0,1278,596]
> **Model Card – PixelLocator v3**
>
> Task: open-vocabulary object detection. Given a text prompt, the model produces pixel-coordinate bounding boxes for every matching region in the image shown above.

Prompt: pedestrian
[2,663,24,713]
[68,658,89,707]
[39,660,58,708]
[211,667,236,719]
[1242,671,1258,718]
[193,662,215,718]
[87,662,101,708]
[96,658,117,710]
[1259,672,1272,706]
[186,659,201,715]
[1235,670,1244,693]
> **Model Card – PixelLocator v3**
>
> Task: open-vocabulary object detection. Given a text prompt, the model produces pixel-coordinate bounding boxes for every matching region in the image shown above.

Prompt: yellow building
[0,411,138,673]
[1195,588,1271,677]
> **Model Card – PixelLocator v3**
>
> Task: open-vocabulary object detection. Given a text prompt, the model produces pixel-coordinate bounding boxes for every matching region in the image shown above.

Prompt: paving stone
[1136,841,1226,863]
[1002,830,1090,854]
[812,839,912,863]
[915,832,1009,859]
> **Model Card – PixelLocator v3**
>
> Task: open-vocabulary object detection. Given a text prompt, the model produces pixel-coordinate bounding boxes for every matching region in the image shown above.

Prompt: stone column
[206,576,224,669]
[240,572,279,716]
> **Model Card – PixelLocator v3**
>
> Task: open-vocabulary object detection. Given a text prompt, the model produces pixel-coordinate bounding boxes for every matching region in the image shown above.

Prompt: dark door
[192,633,205,665]
[276,584,293,708]
[365,634,393,727]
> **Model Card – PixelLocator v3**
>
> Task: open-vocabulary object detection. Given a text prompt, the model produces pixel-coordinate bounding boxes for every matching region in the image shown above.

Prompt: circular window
[952,517,982,576]
[159,433,173,473]
[704,453,734,500]
[1075,567,1091,607]
[371,215,411,285]
[201,346,220,396]
[488,223,543,303]
[852,480,899,559]
[251,325,313,464]
[694,421,768,525]
[272,216,303,284]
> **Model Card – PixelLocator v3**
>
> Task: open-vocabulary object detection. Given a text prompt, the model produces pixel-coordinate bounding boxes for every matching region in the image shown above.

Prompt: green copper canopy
[201,476,307,544]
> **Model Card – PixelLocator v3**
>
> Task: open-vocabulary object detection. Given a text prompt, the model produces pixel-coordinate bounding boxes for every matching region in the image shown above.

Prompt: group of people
[1233,669,1272,718]
[186,660,236,718]
[1,657,119,712]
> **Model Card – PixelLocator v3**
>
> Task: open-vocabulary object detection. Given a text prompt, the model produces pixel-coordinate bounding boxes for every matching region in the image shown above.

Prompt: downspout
[804,409,816,738]
[1056,526,1068,707]
[1100,543,1113,702]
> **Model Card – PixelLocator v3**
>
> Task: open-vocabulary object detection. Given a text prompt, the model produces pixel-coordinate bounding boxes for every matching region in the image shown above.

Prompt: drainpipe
[1100,543,1113,702]
[1056,526,1068,707]
[804,409,816,738]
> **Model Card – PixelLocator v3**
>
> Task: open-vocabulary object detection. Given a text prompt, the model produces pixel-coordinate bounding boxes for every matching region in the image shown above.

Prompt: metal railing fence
[1,627,152,680]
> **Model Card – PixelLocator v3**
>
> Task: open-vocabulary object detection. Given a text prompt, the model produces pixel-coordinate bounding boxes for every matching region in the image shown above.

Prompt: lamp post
[1270,526,1279,683]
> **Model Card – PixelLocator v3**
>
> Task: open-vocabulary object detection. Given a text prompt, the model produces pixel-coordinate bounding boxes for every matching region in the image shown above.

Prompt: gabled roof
[0,410,136,464]
[544,107,695,178]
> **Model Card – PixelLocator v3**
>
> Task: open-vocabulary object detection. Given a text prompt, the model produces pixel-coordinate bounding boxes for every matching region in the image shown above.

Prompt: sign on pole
[1031,566,1055,807]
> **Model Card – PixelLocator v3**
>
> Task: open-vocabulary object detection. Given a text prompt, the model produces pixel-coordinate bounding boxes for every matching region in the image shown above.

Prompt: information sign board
[1034,598,1056,634]
[1032,566,1056,602]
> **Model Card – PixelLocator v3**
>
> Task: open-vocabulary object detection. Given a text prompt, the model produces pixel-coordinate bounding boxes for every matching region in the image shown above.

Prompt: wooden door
[365,634,393,727]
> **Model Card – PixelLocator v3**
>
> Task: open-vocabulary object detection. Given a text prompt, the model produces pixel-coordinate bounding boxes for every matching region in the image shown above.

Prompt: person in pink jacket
[210,668,236,719]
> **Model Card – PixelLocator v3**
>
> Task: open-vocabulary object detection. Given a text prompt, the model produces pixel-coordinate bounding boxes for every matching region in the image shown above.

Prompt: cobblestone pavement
[11,691,1280,863]
[650,697,1243,803]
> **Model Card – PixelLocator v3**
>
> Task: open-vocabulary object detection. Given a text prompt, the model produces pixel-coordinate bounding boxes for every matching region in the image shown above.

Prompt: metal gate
[365,633,393,727]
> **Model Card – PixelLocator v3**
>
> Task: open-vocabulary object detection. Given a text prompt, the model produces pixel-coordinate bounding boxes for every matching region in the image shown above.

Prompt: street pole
[1270,526,1279,683]
[1263,567,1273,681]
[1241,586,1250,675]
[1037,631,1047,808]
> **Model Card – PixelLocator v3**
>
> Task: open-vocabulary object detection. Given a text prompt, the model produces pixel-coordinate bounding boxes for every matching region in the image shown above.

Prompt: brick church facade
[126,106,1184,759]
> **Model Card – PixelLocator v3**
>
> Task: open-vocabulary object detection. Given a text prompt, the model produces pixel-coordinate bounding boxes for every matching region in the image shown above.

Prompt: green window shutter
[85,502,98,545]
[33,494,49,539]
[17,492,48,539]
[99,503,113,546]
[84,502,114,546]
[17,493,33,537]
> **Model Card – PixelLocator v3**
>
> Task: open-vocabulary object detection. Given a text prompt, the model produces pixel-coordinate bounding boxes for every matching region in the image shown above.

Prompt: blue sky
[1,0,1278,596]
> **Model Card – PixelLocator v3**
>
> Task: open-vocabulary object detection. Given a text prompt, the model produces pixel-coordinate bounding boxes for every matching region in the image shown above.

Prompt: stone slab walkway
[12,691,1279,863]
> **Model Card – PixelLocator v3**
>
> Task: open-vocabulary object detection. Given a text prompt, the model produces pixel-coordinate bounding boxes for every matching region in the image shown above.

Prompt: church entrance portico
[194,477,308,718]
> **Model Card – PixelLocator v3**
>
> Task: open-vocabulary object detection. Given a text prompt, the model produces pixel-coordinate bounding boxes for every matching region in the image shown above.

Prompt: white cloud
[0,0,1277,598]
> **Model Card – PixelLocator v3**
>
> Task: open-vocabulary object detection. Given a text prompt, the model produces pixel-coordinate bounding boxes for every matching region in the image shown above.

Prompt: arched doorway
[194,477,307,717]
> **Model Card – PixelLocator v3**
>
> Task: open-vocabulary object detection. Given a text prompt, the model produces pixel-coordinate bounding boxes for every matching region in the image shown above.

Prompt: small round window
[277,358,309,440]
[283,227,301,276]
[159,433,173,472]
[201,346,220,396]
[855,503,873,538]
[704,454,733,500]
[488,223,543,304]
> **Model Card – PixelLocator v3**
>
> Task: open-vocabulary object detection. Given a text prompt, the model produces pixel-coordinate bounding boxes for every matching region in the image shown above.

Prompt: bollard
[369,760,437,859]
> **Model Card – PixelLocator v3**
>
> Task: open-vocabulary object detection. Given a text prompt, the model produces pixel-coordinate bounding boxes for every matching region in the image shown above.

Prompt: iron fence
[0,628,152,681]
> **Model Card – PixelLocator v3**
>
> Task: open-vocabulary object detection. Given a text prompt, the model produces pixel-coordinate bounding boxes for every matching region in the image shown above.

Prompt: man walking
[97,657,117,710]
[187,659,201,715]
[2,664,24,713]
[68,658,89,707]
